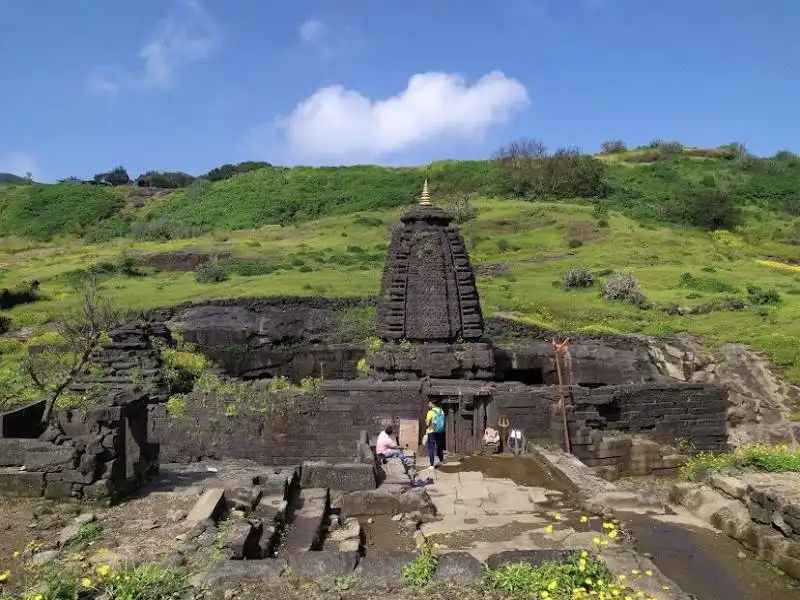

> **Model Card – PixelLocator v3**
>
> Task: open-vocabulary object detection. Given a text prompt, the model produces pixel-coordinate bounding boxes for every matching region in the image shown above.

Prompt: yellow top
[425,407,440,434]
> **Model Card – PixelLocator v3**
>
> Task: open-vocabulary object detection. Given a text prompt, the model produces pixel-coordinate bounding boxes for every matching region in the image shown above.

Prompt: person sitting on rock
[376,425,415,482]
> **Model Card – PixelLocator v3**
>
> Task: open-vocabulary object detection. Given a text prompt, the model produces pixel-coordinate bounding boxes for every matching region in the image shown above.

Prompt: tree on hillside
[0,278,123,422]
[93,166,130,186]
[205,161,272,182]
[136,170,196,189]
[494,138,607,199]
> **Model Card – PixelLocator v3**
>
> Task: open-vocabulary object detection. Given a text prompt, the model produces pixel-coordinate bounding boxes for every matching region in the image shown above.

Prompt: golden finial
[419,178,431,206]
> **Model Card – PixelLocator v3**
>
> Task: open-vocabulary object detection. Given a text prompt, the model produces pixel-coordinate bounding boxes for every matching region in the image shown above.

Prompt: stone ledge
[672,473,800,581]
[300,461,376,492]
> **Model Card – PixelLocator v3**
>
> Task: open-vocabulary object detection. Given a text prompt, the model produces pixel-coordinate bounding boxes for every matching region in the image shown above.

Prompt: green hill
[3,141,800,392]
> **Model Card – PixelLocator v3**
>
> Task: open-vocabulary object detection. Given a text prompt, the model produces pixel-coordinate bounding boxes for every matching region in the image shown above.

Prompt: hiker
[424,400,446,468]
[376,425,416,481]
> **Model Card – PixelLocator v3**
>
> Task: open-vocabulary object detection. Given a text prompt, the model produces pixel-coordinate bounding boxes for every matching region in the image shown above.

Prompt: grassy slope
[2,148,800,383]
[2,196,800,380]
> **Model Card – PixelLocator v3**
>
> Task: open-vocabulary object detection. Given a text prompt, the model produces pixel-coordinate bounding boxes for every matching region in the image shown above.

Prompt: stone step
[281,488,329,553]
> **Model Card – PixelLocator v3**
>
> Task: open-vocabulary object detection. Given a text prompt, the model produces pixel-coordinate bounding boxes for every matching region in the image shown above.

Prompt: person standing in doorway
[425,400,446,468]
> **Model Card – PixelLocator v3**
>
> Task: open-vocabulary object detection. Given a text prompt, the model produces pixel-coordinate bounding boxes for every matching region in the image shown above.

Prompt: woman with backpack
[424,400,446,468]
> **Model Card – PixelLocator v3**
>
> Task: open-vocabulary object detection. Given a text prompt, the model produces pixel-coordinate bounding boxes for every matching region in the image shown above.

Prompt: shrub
[352,215,384,227]
[747,285,781,306]
[664,187,743,230]
[600,140,627,154]
[445,191,478,224]
[601,272,647,307]
[680,443,800,481]
[678,272,737,294]
[194,261,229,283]
[136,170,196,189]
[562,265,594,290]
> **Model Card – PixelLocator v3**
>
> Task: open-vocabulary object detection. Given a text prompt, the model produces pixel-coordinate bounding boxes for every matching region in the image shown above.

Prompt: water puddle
[620,512,800,600]
[439,454,575,497]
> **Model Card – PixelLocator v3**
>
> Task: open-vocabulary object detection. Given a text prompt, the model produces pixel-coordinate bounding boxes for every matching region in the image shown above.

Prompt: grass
[679,443,800,481]
[0,561,188,600]
[3,197,800,384]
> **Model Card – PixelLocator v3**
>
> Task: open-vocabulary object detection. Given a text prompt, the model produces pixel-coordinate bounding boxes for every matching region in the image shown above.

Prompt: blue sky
[0,0,797,182]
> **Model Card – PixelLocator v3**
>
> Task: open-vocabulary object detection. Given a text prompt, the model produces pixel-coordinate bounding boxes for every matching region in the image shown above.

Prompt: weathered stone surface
[226,486,263,513]
[0,470,44,497]
[194,559,284,588]
[220,519,261,560]
[300,461,376,492]
[434,552,485,584]
[282,488,328,552]
[186,489,226,523]
[340,489,401,516]
[286,550,359,580]
[0,439,53,467]
[24,445,78,472]
[354,550,418,589]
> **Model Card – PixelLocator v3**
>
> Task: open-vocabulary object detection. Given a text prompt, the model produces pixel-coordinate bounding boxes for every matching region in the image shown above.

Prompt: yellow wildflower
[602,522,615,529]
[592,536,601,544]
[580,515,589,523]
[12,552,19,558]
[554,513,563,521]
[630,569,639,575]
[581,550,589,558]
[81,578,92,588]
[545,525,554,534]
[607,530,618,539]
[618,574,626,581]
[0,570,8,583]
[645,570,653,576]
[96,564,111,577]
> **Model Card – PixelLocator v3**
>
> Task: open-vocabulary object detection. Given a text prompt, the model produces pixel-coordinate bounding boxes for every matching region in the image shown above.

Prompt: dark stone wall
[491,382,729,454]
[0,390,156,500]
[67,324,168,402]
[151,381,425,465]
[201,344,365,380]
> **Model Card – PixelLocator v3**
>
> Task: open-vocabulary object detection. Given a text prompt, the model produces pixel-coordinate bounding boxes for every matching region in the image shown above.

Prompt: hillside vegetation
[3,140,800,392]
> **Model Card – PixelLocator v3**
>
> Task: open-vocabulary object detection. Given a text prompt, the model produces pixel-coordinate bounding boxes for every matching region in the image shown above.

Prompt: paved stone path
[414,466,605,561]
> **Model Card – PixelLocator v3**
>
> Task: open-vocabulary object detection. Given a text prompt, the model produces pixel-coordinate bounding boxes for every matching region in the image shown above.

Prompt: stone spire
[375,180,485,344]
[419,178,431,206]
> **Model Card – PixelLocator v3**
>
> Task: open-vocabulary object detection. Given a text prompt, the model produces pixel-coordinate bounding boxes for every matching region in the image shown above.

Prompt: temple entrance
[430,390,490,456]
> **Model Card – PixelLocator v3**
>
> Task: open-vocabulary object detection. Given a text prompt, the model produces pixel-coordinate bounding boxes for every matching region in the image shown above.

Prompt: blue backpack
[431,408,445,433]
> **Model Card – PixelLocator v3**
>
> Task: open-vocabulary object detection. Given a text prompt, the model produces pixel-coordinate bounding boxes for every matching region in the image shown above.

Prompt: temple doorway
[429,391,490,456]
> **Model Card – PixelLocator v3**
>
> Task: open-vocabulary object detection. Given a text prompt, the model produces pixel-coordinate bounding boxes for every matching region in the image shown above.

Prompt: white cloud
[273,71,530,163]
[299,19,326,45]
[0,151,38,178]
[87,0,221,95]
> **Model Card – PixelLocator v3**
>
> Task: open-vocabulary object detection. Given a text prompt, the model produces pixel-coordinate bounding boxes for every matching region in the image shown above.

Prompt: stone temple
[372,179,495,381]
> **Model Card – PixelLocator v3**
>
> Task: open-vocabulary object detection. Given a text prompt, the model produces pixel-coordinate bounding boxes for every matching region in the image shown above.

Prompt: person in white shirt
[376,425,415,482]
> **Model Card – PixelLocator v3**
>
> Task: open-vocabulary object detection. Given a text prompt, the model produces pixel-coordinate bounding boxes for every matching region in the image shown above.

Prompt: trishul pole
[553,338,571,453]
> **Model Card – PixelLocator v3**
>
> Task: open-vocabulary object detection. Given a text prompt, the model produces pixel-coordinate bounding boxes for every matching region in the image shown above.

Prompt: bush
[194,261,229,283]
[445,191,478,224]
[664,187,743,230]
[680,443,800,481]
[0,280,41,310]
[678,272,737,294]
[600,140,627,154]
[562,265,594,289]
[601,272,647,307]
[747,285,781,306]
[136,170,196,189]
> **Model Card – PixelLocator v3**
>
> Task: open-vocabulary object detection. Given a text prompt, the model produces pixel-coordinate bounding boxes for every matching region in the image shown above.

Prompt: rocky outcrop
[647,334,800,447]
